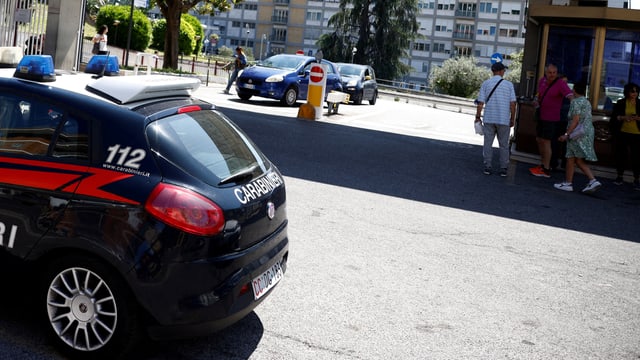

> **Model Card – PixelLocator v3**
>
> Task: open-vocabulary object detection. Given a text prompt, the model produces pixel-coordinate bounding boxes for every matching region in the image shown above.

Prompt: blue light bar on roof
[14,55,56,82]
[85,55,120,76]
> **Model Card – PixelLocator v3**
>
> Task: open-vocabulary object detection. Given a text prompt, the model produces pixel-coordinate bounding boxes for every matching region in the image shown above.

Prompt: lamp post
[195,35,201,62]
[351,47,357,63]
[245,24,250,48]
[113,20,120,47]
[259,34,266,61]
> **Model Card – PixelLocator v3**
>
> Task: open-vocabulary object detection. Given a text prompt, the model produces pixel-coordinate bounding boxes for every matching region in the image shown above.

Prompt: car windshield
[261,55,306,70]
[337,65,362,76]
[146,109,268,186]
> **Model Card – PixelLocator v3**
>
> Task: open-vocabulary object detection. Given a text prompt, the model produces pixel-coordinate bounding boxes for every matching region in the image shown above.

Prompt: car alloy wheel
[43,255,140,358]
[282,87,298,106]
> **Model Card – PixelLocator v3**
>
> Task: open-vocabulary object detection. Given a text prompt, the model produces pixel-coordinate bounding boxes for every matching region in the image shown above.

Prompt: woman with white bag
[553,82,602,194]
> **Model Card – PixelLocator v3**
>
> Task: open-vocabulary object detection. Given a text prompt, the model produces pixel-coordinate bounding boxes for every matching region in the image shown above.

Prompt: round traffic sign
[310,65,324,83]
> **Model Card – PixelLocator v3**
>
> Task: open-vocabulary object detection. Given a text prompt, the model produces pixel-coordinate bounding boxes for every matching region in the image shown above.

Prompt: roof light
[86,75,201,104]
[14,55,55,82]
[0,46,23,68]
[85,55,120,76]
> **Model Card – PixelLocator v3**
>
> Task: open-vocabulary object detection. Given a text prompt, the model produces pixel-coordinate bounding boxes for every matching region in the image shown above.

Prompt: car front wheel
[42,254,141,359]
[281,87,298,106]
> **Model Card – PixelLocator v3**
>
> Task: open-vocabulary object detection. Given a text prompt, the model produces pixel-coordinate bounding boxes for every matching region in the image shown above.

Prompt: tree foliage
[153,0,241,69]
[151,13,204,56]
[96,5,151,51]
[504,49,523,85]
[429,57,490,98]
[318,0,420,80]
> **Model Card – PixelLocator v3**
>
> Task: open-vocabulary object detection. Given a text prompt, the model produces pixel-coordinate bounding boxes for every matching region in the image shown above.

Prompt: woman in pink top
[529,64,574,178]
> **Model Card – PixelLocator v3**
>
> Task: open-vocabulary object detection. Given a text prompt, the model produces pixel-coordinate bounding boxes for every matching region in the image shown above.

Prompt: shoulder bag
[475,79,504,135]
[534,77,559,121]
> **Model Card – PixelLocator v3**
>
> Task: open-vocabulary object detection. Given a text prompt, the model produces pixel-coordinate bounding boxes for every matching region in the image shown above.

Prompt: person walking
[553,82,602,194]
[224,47,247,94]
[530,64,574,178]
[475,62,516,177]
[609,82,640,189]
[92,25,109,55]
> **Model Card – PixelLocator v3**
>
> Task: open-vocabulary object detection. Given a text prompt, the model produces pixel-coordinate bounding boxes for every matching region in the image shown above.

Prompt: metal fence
[1,0,48,55]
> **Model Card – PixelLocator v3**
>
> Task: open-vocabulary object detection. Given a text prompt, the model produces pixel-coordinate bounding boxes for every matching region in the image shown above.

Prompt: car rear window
[146,109,268,186]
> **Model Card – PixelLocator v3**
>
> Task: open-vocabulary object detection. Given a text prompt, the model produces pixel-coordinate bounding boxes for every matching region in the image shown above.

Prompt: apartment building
[200,0,632,86]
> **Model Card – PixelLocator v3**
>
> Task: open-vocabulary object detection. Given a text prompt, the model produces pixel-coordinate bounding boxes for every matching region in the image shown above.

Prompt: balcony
[271,34,287,43]
[452,31,474,40]
[272,16,288,24]
[455,10,476,17]
[274,0,289,4]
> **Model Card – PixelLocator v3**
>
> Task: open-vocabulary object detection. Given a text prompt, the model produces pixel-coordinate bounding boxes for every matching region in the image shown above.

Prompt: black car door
[0,91,90,258]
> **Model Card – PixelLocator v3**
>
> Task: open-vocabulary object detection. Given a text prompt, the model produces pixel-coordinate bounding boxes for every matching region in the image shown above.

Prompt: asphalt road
[1,82,639,359]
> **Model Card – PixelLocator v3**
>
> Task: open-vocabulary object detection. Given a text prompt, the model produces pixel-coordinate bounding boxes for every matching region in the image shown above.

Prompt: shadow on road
[217,105,640,244]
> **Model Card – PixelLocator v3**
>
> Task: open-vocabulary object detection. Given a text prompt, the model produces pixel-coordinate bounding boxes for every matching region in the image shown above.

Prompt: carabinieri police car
[0,53,288,359]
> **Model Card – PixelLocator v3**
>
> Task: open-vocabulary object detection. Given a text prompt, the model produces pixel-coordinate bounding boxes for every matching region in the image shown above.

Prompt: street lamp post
[245,24,250,48]
[351,47,357,63]
[195,35,201,62]
[259,34,266,61]
[113,20,120,47]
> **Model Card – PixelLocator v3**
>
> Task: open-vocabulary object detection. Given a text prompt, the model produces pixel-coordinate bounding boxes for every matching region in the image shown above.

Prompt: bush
[96,5,151,51]
[429,56,490,98]
[151,14,203,56]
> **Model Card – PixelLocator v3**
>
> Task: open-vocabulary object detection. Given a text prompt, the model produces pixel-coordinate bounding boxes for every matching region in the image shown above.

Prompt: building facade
[200,0,527,87]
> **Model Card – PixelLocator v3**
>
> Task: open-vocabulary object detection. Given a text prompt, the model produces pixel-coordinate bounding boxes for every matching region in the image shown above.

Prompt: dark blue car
[236,54,343,106]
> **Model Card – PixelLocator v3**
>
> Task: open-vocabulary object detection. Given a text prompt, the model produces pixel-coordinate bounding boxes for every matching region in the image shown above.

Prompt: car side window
[52,115,89,161]
[0,95,89,160]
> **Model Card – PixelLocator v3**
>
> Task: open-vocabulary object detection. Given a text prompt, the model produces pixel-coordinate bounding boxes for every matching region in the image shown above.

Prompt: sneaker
[499,169,508,177]
[613,177,624,186]
[223,89,230,94]
[483,167,492,175]
[554,182,573,192]
[582,179,602,194]
[529,165,551,178]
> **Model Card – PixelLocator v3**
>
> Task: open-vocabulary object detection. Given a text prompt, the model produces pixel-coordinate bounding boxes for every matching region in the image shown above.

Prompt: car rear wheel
[281,87,298,106]
[42,254,142,359]
[353,90,363,105]
[369,90,378,105]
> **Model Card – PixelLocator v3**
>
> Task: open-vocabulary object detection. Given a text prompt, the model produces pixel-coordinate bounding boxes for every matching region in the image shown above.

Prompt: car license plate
[252,260,284,300]
[243,83,255,90]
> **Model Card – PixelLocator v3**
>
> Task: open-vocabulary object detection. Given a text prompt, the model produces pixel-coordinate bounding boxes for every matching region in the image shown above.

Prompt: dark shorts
[536,120,563,140]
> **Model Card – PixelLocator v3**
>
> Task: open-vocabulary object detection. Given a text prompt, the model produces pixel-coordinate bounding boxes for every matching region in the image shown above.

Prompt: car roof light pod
[86,75,201,104]
[13,55,56,82]
[85,55,120,76]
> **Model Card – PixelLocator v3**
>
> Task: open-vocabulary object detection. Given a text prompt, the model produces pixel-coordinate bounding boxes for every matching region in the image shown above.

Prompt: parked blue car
[236,54,343,106]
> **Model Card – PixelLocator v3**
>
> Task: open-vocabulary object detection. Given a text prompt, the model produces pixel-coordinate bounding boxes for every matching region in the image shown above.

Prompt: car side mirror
[302,69,309,77]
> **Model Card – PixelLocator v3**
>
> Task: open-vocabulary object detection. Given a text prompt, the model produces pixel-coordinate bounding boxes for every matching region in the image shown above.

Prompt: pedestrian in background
[475,62,516,177]
[92,25,108,55]
[609,82,640,190]
[224,47,247,94]
[553,82,602,194]
[530,64,574,178]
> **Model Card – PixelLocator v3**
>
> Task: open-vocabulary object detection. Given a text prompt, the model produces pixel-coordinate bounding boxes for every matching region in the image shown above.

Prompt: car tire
[41,254,142,360]
[238,91,252,101]
[369,90,378,105]
[353,90,363,105]
[281,87,298,106]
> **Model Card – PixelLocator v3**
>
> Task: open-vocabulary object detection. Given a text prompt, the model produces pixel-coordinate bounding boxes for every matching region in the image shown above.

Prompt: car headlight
[347,79,358,87]
[266,75,284,83]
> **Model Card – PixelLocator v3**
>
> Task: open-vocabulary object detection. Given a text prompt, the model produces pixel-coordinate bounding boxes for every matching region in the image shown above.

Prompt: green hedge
[96,5,151,51]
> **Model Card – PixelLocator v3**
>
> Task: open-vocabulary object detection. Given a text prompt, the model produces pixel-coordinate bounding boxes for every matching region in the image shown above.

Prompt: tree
[154,0,241,69]
[504,49,523,85]
[429,56,490,98]
[318,0,420,81]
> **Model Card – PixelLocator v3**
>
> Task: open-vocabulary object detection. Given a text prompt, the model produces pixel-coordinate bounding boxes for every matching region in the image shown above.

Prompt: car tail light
[145,183,224,236]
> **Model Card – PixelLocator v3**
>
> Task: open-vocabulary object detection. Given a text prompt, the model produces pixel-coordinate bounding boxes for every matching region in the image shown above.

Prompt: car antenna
[92,51,110,79]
